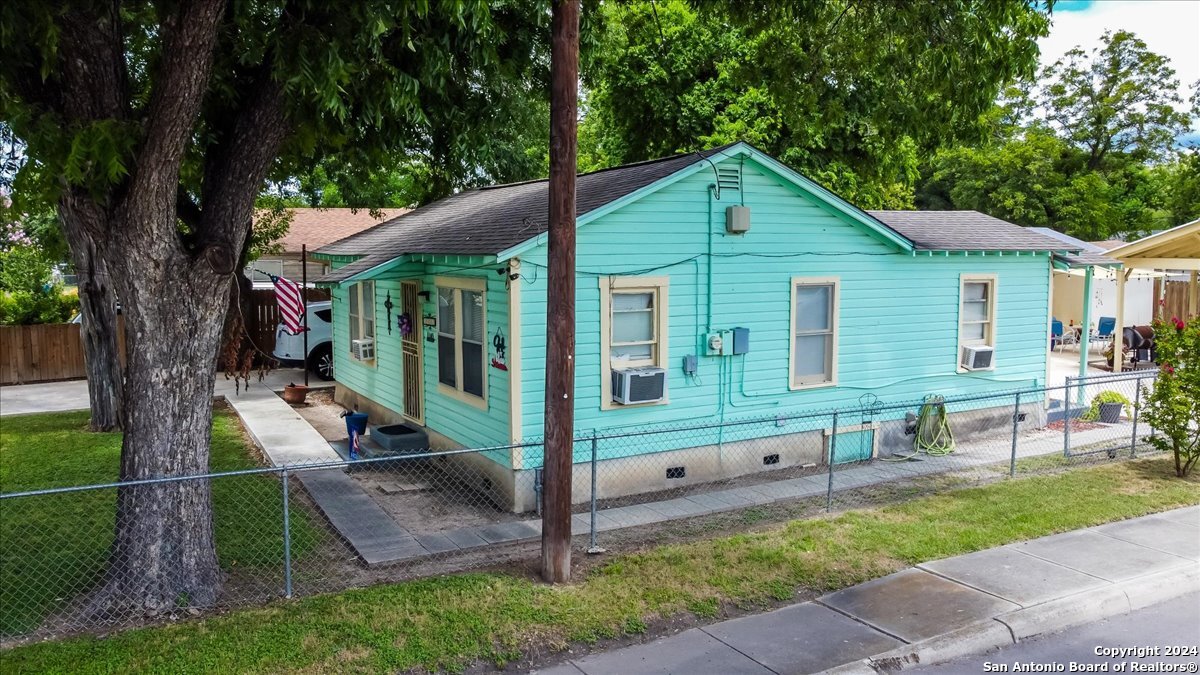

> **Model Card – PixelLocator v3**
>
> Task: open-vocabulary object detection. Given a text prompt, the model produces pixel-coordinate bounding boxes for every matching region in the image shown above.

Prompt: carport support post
[1076,265,1093,405]
[302,244,309,387]
[1009,392,1021,478]
[541,0,579,584]
[282,468,293,598]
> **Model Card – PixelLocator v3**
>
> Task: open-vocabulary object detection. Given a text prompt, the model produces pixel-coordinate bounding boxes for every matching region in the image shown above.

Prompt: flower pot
[1098,402,1123,424]
[282,384,309,405]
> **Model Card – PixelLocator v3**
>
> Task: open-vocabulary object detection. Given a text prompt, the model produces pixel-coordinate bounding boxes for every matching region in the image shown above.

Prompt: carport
[1105,218,1200,372]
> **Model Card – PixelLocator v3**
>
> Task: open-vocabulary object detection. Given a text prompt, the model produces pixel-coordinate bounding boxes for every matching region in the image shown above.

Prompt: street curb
[817,563,1200,674]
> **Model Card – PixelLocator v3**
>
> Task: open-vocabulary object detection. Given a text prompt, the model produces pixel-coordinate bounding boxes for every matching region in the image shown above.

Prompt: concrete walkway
[531,506,1200,675]
[298,418,1153,567]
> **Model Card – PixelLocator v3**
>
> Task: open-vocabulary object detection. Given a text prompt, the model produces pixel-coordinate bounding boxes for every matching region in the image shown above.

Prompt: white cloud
[1038,0,1200,109]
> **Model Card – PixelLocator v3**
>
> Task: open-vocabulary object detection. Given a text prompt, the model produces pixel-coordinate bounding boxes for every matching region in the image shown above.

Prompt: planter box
[1098,402,1124,424]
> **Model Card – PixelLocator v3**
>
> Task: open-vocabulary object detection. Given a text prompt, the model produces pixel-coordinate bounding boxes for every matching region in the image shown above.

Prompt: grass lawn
[2,456,1196,674]
[0,409,316,637]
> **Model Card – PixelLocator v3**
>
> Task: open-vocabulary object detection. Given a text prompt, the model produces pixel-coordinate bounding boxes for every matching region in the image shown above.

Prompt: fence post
[281,468,293,599]
[1009,391,1021,478]
[826,411,838,513]
[588,432,604,554]
[1130,372,1142,458]
[1062,375,1072,458]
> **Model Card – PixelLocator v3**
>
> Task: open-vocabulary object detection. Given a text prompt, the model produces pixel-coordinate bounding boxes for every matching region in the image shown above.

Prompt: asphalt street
[913,591,1200,673]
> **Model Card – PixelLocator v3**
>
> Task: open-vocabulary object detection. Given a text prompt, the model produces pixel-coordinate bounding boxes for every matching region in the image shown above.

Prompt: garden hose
[914,395,956,456]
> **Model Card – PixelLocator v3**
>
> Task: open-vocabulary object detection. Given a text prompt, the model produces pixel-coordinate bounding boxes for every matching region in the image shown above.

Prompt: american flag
[269,274,306,335]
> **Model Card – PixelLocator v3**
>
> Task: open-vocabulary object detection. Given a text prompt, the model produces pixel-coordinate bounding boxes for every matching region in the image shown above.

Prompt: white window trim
[957,273,998,373]
[348,280,376,365]
[789,276,839,390]
[599,276,669,410]
[435,276,488,410]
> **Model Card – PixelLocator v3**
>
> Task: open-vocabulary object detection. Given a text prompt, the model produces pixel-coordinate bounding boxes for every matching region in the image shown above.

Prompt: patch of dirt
[1045,419,1109,433]
[289,388,352,441]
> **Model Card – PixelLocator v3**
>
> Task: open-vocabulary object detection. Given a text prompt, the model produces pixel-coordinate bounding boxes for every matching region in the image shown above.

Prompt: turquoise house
[315,142,1075,511]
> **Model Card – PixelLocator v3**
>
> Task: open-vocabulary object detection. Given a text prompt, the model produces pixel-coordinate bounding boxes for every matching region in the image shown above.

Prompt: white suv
[273,301,334,380]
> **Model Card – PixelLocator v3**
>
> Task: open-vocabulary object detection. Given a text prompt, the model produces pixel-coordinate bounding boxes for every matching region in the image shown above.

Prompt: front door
[401,280,424,424]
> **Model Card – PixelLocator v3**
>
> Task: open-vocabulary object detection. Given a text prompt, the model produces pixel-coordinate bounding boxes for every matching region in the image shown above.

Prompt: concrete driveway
[0,368,331,417]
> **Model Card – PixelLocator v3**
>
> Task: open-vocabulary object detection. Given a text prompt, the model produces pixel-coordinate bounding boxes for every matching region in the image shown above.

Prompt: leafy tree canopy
[579,0,1051,208]
[917,30,1198,240]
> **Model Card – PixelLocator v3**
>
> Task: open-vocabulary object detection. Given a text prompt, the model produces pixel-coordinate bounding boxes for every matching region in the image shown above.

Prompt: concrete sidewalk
[532,505,1200,675]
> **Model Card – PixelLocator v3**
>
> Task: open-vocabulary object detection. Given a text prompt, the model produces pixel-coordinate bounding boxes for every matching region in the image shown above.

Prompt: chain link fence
[0,370,1161,643]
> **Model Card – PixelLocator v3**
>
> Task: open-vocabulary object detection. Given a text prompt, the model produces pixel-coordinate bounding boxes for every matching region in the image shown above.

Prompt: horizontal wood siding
[420,262,512,459]
[518,158,1050,463]
[329,258,512,460]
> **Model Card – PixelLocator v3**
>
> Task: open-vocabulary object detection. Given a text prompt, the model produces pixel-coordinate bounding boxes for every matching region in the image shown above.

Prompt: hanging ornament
[383,292,394,335]
[491,327,508,370]
[398,313,413,337]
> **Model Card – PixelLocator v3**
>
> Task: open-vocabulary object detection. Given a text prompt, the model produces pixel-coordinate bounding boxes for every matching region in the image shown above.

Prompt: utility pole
[541,0,579,584]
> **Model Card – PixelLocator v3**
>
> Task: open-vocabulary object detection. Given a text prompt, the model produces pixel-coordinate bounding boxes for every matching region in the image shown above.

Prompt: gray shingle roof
[1027,227,1121,267]
[867,211,1073,252]
[317,144,739,282]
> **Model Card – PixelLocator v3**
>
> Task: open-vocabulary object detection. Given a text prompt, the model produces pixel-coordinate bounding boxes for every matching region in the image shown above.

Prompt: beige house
[247,208,407,285]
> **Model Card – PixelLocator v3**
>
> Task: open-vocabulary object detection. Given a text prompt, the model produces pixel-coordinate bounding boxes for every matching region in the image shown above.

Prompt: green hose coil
[914,395,955,456]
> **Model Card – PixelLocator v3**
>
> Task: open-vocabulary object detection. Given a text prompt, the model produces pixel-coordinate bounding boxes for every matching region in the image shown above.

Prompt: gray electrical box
[732,327,750,355]
[726,205,750,233]
[682,354,698,375]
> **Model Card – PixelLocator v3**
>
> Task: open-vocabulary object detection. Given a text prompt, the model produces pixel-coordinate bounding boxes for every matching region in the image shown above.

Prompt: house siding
[328,257,513,461]
[516,158,1050,464]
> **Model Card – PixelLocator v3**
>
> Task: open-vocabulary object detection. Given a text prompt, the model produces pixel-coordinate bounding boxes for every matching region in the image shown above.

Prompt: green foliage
[917,30,1197,240]
[1080,390,1132,422]
[2,0,554,217]
[1140,317,1200,477]
[580,0,1049,208]
[0,288,78,325]
[1041,30,1194,169]
[0,219,76,324]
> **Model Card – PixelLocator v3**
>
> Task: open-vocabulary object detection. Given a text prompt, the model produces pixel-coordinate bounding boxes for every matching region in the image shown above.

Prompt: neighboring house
[247,207,406,285]
[315,142,1077,511]
[1034,232,1155,328]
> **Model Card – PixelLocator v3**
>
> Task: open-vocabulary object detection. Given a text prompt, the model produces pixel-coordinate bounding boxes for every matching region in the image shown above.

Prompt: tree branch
[123,0,226,230]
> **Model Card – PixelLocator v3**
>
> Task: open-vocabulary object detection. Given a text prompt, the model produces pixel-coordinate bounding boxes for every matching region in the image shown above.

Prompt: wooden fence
[1154,278,1199,322]
[1,289,329,385]
[0,320,126,386]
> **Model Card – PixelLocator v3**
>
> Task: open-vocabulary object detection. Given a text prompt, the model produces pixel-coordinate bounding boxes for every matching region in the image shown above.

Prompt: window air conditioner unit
[960,345,994,371]
[612,367,667,405]
[351,338,375,361]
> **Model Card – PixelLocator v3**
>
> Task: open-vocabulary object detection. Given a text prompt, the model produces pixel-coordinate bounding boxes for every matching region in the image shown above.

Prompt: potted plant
[282,382,308,405]
[1081,390,1130,424]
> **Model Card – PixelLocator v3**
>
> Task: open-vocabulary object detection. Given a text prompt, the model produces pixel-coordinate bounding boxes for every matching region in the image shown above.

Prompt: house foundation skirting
[333,385,1045,513]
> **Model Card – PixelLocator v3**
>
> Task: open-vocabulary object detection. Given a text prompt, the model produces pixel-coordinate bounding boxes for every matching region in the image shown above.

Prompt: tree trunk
[90,252,231,617]
[73,244,123,431]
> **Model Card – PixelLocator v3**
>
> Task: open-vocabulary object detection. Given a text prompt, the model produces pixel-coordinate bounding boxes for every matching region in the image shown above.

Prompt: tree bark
[73,243,123,431]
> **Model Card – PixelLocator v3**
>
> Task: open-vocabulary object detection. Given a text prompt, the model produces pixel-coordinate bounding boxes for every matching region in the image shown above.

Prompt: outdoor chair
[1050,319,1064,351]
[1090,316,1116,353]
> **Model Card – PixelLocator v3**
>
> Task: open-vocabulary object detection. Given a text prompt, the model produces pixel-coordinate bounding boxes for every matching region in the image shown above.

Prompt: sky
[1039,0,1199,108]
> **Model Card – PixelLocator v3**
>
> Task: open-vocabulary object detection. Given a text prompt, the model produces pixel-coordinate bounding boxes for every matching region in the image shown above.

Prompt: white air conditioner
[351,338,375,361]
[960,344,994,371]
[612,367,667,405]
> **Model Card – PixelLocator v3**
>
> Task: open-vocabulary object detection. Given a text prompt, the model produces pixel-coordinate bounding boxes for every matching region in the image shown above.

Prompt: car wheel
[310,344,334,381]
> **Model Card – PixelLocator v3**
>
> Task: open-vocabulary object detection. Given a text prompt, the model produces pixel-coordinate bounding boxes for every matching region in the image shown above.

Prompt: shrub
[1140,316,1200,477]
[1079,390,1132,421]
[0,289,78,325]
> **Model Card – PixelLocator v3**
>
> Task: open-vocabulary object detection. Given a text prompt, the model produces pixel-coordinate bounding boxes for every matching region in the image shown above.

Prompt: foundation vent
[763,454,780,466]
[666,466,686,480]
